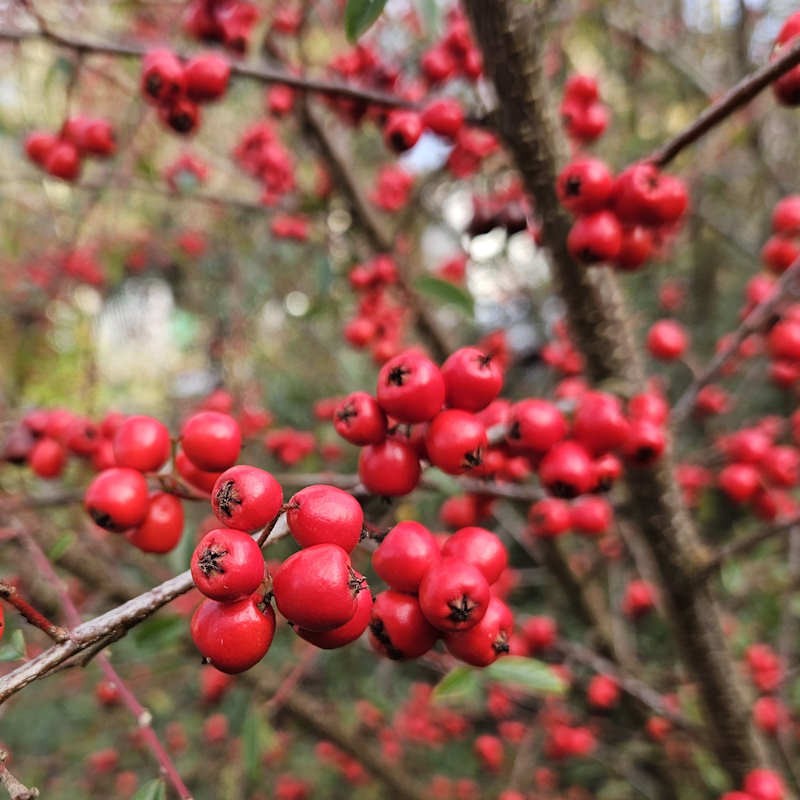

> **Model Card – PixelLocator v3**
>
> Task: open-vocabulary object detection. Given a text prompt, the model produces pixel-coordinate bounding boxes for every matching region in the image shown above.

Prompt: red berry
[372,521,440,593]
[570,496,613,536]
[358,439,421,496]
[521,615,558,653]
[28,437,67,478]
[615,225,655,271]
[622,419,666,465]
[444,596,513,667]
[159,97,201,135]
[184,53,230,102]
[181,411,241,472]
[425,409,487,475]
[127,492,184,553]
[191,528,265,601]
[294,579,373,649]
[587,674,619,710]
[743,768,786,800]
[421,98,464,139]
[557,157,614,215]
[211,465,283,532]
[718,463,761,503]
[539,441,596,498]
[567,211,622,264]
[473,735,504,772]
[369,590,439,660]
[383,110,423,153]
[272,544,364,631]
[647,320,688,361]
[190,592,276,674]
[768,319,800,360]
[112,415,171,472]
[84,467,150,532]
[418,557,491,633]
[773,195,800,234]
[175,448,221,494]
[773,12,800,106]
[564,74,599,103]
[622,579,656,618]
[25,130,57,165]
[440,347,503,412]
[286,484,363,552]
[141,49,185,105]
[333,392,387,445]
[45,140,81,181]
[376,350,445,423]
[506,399,567,453]
[441,526,508,585]
[527,497,572,538]
[572,391,629,455]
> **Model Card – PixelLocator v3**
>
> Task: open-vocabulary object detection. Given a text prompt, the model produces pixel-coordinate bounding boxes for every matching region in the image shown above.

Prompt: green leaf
[242,709,274,781]
[432,666,483,704]
[131,779,167,800]
[414,275,474,316]
[132,615,184,650]
[48,532,75,561]
[0,630,26,662]
[344,0,388,42]
[484,656,567,695]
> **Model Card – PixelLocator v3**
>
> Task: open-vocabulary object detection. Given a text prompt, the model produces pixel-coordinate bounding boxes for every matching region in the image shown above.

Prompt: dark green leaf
[48,532,75,561]
[345,0,388,42]
[132,615,184,650]
[432,666,483,704]
[484,656,566,695]
[414,275,474,315]
[131,778,166,800]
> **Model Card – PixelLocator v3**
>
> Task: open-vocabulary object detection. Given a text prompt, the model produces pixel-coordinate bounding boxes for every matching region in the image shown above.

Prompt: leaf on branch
[0,630,25,662]
[484,656,567,695]
[414,275,475,315]
[432,666,483,704]
[344,0,388,43]
[132,615,184,650]
[131,778,167,800]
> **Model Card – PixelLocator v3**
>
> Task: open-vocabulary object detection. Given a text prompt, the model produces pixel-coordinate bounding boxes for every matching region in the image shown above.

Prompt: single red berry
[539,441,596,498]
[358,439,421,496]
[622,579,656,618]
[141,49,185,105]
[718,463,761,503]
[587,674,620,710]
[567,211,622,263]
[28,437,67,479]
[45,140,81,181]
[211,465,283,532]
[761,235,800,274]
[369,590,439,660]
[181,411,241,472]
[127,492,184,553]
[556,157,614,215]
[420,45,457,83]
[772,195,800,234]
[564,74,599,103]
[614,163,687,225]
[473,734,504,773]
[383,110,424,153]
[286,484,363,552]
[647,320,688,361]
[570,496,612,536]
[25,130,57,165]
[572,391,629,455]
[506,399,567,453]
[184,52,230,102]
[527,497,572,538]
[614,225,654,271]
[191,528,266,601]
[444,596,513,667]
[418,557,491,633]
[333,392,387,445]
[441,526,508,585]
[425,409,487,475]
[175,448,221,494]
[294,579,373,649]
[622,419,666,465]
[84,467,150,532]
[159,97,201,135]
[440,347,503,412]
[272,544,364,631]
[521,615,557,653]
[768,319,800,360]
[190,592,276,674]
[594,453,623,491]
[743,768,786,800]
[372,521,440,593]
[421,98,464,139]
[628,391,669,424]
[376,350,445,423]
[112,415,171,472]
[761,445,800,487]
[773,12,800,106]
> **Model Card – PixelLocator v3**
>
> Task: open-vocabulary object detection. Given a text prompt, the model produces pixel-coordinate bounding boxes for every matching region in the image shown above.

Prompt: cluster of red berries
[772,11,800,106]
[761,195,800,274]
[721,768,786,800]
[263,428,315,466]
[560,74,609,144]
[25,115,115,182]
[331,346,504,495]
[270,213,310,242]
[232,121,296,205]
[466,180,532,239]
[183,0,259,54]
[418,7,483,86]
[382,98,465,153]
[558,157,689,269]
[540,318,584,376]
[141,49,230,136]
[342,254,408,362]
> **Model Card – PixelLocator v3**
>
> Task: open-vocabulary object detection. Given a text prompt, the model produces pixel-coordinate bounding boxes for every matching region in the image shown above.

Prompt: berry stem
[0,582,69,643]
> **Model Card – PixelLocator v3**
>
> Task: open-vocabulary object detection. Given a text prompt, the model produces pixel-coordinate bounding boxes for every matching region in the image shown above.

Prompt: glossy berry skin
[181,411,241,472]
[286,484,363,552]
[29,437,67,479]
[333,392,387,445]
[587,674,620,710]
[141,49,185,105]
[528,497,572,538]
[184,53,230,102]
[622,419,666,465]
[539,441,596,498]
[369,590,439,660]
[112,415,171,472]
[570,496,612,536]
[191,528,265,602]
[773,195,800,234]
[556,157,614,215]
[768,319,800,360]
[614,163,688,225]
[383,110,424,153]
[506,399,567,453]
[773,12,800,106]
[272,544,363,631]
[425,410,487,475]
[211,465,283,532]
[743,768,786,800]
[127,492,184,553]
[45,140,81,181]
[372,521,440,592]
[647,320,688,361]
[175,448,221,494]
[25,130,57,166]
[572,391,629,455]
[718,463,761,503]
[440,347,503,412]
[376,351,445,423]
[84,467,150,532]
[190,593,276,674]
[622,579,656,618]
[421,98,464,139]
[294,580,373,649]
[567,211,622,264]
[418,557,491,633]
[358,439,421,496]
[614,225,654,271]
[444,596,513,667]
[159,97,201,135]
[521,615,557,653]
[441,527,508,585]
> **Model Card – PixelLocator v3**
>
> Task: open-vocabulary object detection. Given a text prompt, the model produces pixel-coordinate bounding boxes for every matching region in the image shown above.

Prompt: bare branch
[0,752,38,800]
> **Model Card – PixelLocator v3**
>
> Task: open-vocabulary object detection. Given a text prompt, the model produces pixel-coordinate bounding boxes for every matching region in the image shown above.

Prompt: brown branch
[0,581,69,642]
[0,753,37,800]
[672,254,800,424]
[649,36,800,167]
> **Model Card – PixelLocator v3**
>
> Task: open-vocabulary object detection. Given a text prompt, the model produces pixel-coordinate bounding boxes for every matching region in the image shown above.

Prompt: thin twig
[0,752,38,800]
[0,581,69,642]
